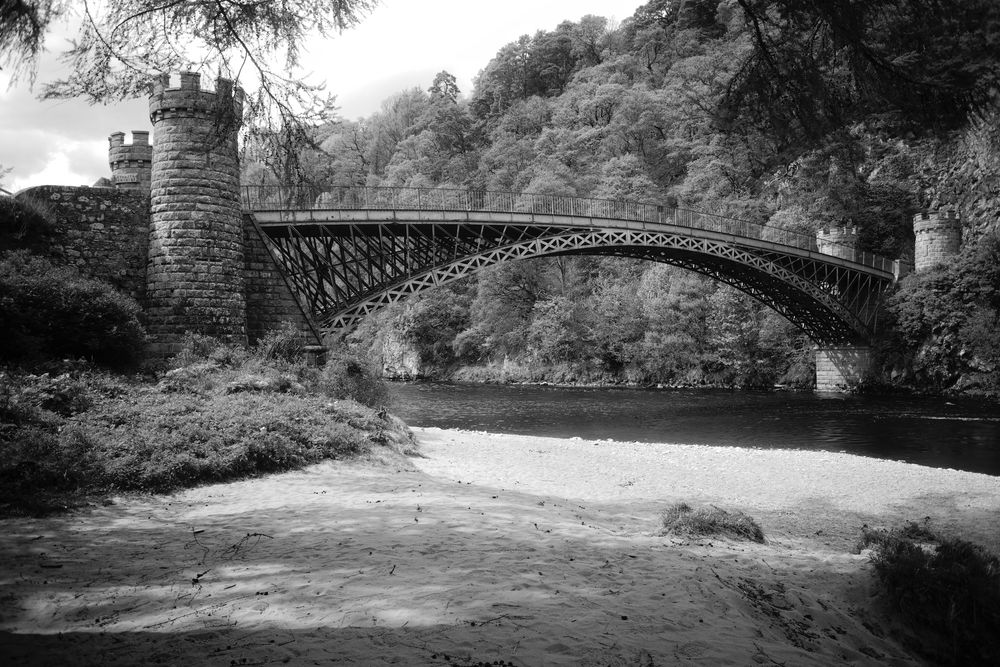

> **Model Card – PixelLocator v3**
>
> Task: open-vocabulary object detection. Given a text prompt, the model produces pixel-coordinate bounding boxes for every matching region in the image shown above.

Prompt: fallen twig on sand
[221,533,274,560]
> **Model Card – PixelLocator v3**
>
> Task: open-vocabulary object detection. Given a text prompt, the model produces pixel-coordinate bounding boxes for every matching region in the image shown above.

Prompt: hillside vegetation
[244,0,1000,393]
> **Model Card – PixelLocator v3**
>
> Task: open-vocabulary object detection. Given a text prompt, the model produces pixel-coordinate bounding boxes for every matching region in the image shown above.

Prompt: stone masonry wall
[13,186,149,301]
[815,346,871,392]
[10,184,312,346]
[815,226,858,260]
[913,211,962,271]
[243,216,316,344]
[146,72,246,355]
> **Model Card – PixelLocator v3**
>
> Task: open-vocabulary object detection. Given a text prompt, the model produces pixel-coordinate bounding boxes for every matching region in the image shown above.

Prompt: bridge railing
[242,185,895,273]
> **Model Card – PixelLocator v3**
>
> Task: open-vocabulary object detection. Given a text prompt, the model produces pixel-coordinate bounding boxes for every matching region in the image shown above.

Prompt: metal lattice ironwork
[243,186,899,345]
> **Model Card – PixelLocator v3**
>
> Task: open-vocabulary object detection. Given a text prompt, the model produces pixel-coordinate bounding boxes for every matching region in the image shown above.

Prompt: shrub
[251,322,312,363]
[171,332,246,370]
[0,195,56,249]
[318,351,390,409]
[659,502,765,542]
[885,233,1000,391]
[0,251,146,368]
[0,425,95,494]
[860,522,1000,665]
[0,357,411,513]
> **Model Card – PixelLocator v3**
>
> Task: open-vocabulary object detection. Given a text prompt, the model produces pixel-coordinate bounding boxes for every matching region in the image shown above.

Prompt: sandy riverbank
[2,427,998,665]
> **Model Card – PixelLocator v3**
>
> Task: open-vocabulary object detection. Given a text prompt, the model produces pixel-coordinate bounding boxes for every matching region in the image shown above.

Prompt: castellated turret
[146,71,247,355]
[816,226,858,261]
[913,209,961,272]
[108,131,152,191]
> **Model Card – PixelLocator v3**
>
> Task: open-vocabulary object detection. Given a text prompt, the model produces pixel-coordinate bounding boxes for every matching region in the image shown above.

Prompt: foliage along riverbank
[0,331,412,517]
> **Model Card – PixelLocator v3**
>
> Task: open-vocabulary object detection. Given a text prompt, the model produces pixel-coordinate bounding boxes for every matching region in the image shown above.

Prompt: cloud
[0,129,59,176]
[335,70,440,119]
[2,0,643,190]
[0,74,150,191]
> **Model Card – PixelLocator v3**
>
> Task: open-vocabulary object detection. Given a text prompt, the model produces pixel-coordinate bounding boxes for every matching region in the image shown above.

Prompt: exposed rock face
[381,330,423,379]
[918,108,1000,241]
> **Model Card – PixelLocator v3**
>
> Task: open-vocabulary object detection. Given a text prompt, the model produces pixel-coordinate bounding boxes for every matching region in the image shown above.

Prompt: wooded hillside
[244,0,1000,393]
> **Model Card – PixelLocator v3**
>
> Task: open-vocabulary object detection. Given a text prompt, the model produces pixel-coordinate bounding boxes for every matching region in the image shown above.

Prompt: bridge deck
[250,208,895,281]
[242,185,897,277]
[242,186,900,342]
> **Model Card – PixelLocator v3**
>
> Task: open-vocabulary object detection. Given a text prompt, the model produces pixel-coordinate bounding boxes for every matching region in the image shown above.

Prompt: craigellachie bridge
[243,185,899,340]
[22,72,963,392]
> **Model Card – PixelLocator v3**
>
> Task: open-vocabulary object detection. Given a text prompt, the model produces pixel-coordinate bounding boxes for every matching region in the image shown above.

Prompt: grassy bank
[0,335,414,516]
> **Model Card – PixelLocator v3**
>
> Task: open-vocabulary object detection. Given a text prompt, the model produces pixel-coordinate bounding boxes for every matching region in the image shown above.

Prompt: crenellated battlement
[913,209,961,271]
[913,209,960,224]
[108,130,150,149]
[816,225,857,260]
[817,226,858,243]
[108,130,153,191]
[149,71,244,123]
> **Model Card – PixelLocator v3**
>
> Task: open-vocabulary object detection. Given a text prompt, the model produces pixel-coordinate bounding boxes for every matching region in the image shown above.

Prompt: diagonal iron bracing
[243,186,899,345]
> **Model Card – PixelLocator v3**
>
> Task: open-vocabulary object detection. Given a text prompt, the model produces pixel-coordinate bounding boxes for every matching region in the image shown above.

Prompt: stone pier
[814,346,871,392]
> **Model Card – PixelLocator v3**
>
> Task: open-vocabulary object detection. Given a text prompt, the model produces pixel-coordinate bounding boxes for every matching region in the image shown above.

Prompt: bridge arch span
[311,228,867,345]
[245,186,896,348]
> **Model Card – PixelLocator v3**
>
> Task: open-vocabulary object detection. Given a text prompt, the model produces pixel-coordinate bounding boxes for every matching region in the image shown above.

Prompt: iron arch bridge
[242,186,900,346]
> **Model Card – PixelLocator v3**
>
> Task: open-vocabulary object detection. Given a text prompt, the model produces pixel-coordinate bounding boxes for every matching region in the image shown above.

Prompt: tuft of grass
[252,322,312,363]
[659,502,765,543]
[859,521,1000,666]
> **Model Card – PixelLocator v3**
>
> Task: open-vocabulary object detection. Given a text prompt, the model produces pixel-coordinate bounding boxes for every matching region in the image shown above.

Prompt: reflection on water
[389,382,1000,476]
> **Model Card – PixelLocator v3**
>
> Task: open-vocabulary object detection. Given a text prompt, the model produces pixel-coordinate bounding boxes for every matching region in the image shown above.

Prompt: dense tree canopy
[724,0,1000,151]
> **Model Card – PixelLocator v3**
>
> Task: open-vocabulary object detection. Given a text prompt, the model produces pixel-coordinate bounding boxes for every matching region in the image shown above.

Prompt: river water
[388,382,1000,476]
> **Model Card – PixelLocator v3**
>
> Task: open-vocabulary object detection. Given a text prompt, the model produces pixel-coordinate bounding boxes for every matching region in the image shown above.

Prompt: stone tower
[815,226,858,260]
[108,131,152,191]
[146,71,246,355]
[913,209,961,271]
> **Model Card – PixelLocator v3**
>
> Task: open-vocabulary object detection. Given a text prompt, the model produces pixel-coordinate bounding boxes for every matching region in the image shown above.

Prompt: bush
[318,351,390,409]
[659,502,765,543]
[0,363,409,510]
[71,392,371,491]
[885,233,1000,391]
[859,522,1000,665]
[171,331,247,370]
[0,251,146,368]
[0,196,56,249]
[163,330,391,410]
[251,322,313,363]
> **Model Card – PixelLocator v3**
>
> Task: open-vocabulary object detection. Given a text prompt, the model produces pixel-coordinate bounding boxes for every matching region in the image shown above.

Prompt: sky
[0,0,643,193]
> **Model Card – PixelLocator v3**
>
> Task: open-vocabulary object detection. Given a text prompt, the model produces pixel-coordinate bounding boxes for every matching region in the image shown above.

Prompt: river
[388,382,1000,476]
